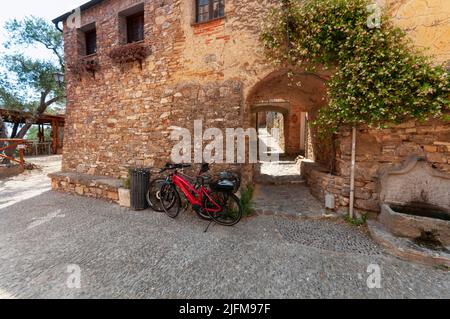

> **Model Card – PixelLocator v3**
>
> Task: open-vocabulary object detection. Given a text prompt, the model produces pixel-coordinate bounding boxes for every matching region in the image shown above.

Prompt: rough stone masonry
[54,0,449,214]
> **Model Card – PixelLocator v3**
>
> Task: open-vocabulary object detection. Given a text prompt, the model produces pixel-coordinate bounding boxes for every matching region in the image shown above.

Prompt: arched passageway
[246,69,331,183]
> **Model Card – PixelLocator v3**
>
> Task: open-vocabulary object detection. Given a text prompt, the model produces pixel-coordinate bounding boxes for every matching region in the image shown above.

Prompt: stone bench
[49,171,124,203]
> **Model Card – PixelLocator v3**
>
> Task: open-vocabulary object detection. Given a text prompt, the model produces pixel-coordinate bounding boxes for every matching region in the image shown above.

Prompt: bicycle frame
[171,172,222,214]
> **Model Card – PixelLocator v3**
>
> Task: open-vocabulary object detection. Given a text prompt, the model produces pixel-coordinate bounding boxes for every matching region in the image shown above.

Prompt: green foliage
[345,214,368,226]
[261,0,450,135]
[0,16,65,114]
[25,126,51,141]
[122,169,133,189]
[240,184,255,217]
[122,177,131,190]
[434,264,450,271]
[4,16,64,69]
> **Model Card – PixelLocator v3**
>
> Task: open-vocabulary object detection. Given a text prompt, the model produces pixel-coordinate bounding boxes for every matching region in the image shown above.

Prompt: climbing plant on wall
[261,0,450,135]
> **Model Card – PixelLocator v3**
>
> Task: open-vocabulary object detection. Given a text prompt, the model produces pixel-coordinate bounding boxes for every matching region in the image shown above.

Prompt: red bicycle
[159,163,242,227]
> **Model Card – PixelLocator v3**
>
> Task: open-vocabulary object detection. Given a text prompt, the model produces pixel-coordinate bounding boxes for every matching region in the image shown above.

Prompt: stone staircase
[253,156,305,185]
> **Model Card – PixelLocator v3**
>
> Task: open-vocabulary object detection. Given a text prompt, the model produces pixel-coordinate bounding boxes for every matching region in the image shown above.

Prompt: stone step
[253,174,306,185]
[49,171,122,203]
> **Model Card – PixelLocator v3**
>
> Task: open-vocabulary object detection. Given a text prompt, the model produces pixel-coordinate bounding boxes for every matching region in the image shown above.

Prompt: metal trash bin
[130,168,150,211]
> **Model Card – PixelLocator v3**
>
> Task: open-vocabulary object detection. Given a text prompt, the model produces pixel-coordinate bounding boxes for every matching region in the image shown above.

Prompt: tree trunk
[10,122,19,138]
[0,116,7,139]
[0,115,9,164]
[2,91,60,160]
[15,122,33,140]
[15,90,54,140]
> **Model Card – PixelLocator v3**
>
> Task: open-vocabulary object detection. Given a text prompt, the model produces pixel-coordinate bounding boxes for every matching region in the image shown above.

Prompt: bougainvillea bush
[261,0,450,135]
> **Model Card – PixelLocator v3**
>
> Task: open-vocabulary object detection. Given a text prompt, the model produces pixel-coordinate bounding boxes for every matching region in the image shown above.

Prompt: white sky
[0,0,88,59]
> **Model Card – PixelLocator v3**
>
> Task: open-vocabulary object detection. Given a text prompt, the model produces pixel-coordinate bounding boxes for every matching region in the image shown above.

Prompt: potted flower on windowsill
[108,41,152,70]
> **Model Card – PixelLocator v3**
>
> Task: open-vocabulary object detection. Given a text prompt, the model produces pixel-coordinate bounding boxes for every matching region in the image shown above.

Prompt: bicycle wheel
[196,209,213,220]
[146,179,165,212]
[204,191,242,226]
[196,197,214,221]
[160,183,181,219]
[146,178,166,213]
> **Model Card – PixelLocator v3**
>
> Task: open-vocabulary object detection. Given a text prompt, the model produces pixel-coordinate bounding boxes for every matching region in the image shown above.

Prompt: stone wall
[62,0,279,179]
[60,0,449,210]
[386,0,450,65]
[266,112,285,153]
[303,118,450,214]
[49,172,122,203]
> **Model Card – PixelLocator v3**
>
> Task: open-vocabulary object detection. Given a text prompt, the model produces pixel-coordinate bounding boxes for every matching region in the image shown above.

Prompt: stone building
[51,0,449,214]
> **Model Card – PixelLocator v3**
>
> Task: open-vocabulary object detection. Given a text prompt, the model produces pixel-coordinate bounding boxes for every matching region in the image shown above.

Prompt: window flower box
[108,41,151,70]
[68,55,100,79]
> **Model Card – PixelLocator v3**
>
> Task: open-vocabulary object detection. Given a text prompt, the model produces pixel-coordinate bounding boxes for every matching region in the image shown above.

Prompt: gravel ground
[0,156,448,299]
[0,191,448,299]
[0,155,61,210]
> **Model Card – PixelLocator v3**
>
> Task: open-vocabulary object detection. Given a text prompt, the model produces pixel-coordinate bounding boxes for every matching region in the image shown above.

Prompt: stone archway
[246,69,335,217]
[246,69,331,173]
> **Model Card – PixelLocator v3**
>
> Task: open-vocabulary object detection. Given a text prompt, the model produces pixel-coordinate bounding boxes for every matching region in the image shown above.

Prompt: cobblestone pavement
[0,190,448,299]
[253,183,327,219]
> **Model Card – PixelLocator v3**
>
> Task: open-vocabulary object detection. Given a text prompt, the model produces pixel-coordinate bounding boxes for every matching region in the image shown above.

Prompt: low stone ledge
[49,171,122,203]
[380,203,450,246]
[0,164,25,179]
[301,161,380,214]
[368,220,450,268]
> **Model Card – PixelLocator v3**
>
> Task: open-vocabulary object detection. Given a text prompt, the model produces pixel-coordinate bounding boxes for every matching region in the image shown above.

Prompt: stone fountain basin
[380,203,450,246]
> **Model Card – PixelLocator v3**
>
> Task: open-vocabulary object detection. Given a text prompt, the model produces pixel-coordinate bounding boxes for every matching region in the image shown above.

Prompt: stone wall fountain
[368,156,450,267]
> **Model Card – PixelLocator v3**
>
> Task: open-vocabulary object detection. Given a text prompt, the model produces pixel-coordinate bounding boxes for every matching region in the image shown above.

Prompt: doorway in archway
[251,102,309,184]
[247,69,330,185]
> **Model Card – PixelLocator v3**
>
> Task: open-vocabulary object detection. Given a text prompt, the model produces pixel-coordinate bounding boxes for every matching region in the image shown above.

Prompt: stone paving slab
[0,191,448,299]
[253,183,330,219]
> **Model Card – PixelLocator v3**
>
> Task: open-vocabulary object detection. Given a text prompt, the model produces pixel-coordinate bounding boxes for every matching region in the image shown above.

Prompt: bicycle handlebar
[159,163,192,172]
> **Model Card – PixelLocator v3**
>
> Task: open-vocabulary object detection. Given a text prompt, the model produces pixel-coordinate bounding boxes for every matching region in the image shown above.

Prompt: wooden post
[51,120,58,154]
[19,147,25,167]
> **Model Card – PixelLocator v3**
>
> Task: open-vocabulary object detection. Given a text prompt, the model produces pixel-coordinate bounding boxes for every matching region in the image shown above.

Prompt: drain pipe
[349,127,357,218]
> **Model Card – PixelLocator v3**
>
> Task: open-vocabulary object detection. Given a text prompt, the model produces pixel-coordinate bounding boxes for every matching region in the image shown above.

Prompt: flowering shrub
[109,42,151,69]
[261,0,450,135]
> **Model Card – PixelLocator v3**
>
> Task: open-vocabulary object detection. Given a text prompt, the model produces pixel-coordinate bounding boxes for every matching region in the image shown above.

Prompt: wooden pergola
[0,108,65,155]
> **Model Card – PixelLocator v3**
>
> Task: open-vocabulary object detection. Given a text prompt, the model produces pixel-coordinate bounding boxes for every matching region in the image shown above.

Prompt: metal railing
[24,141,52,156]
